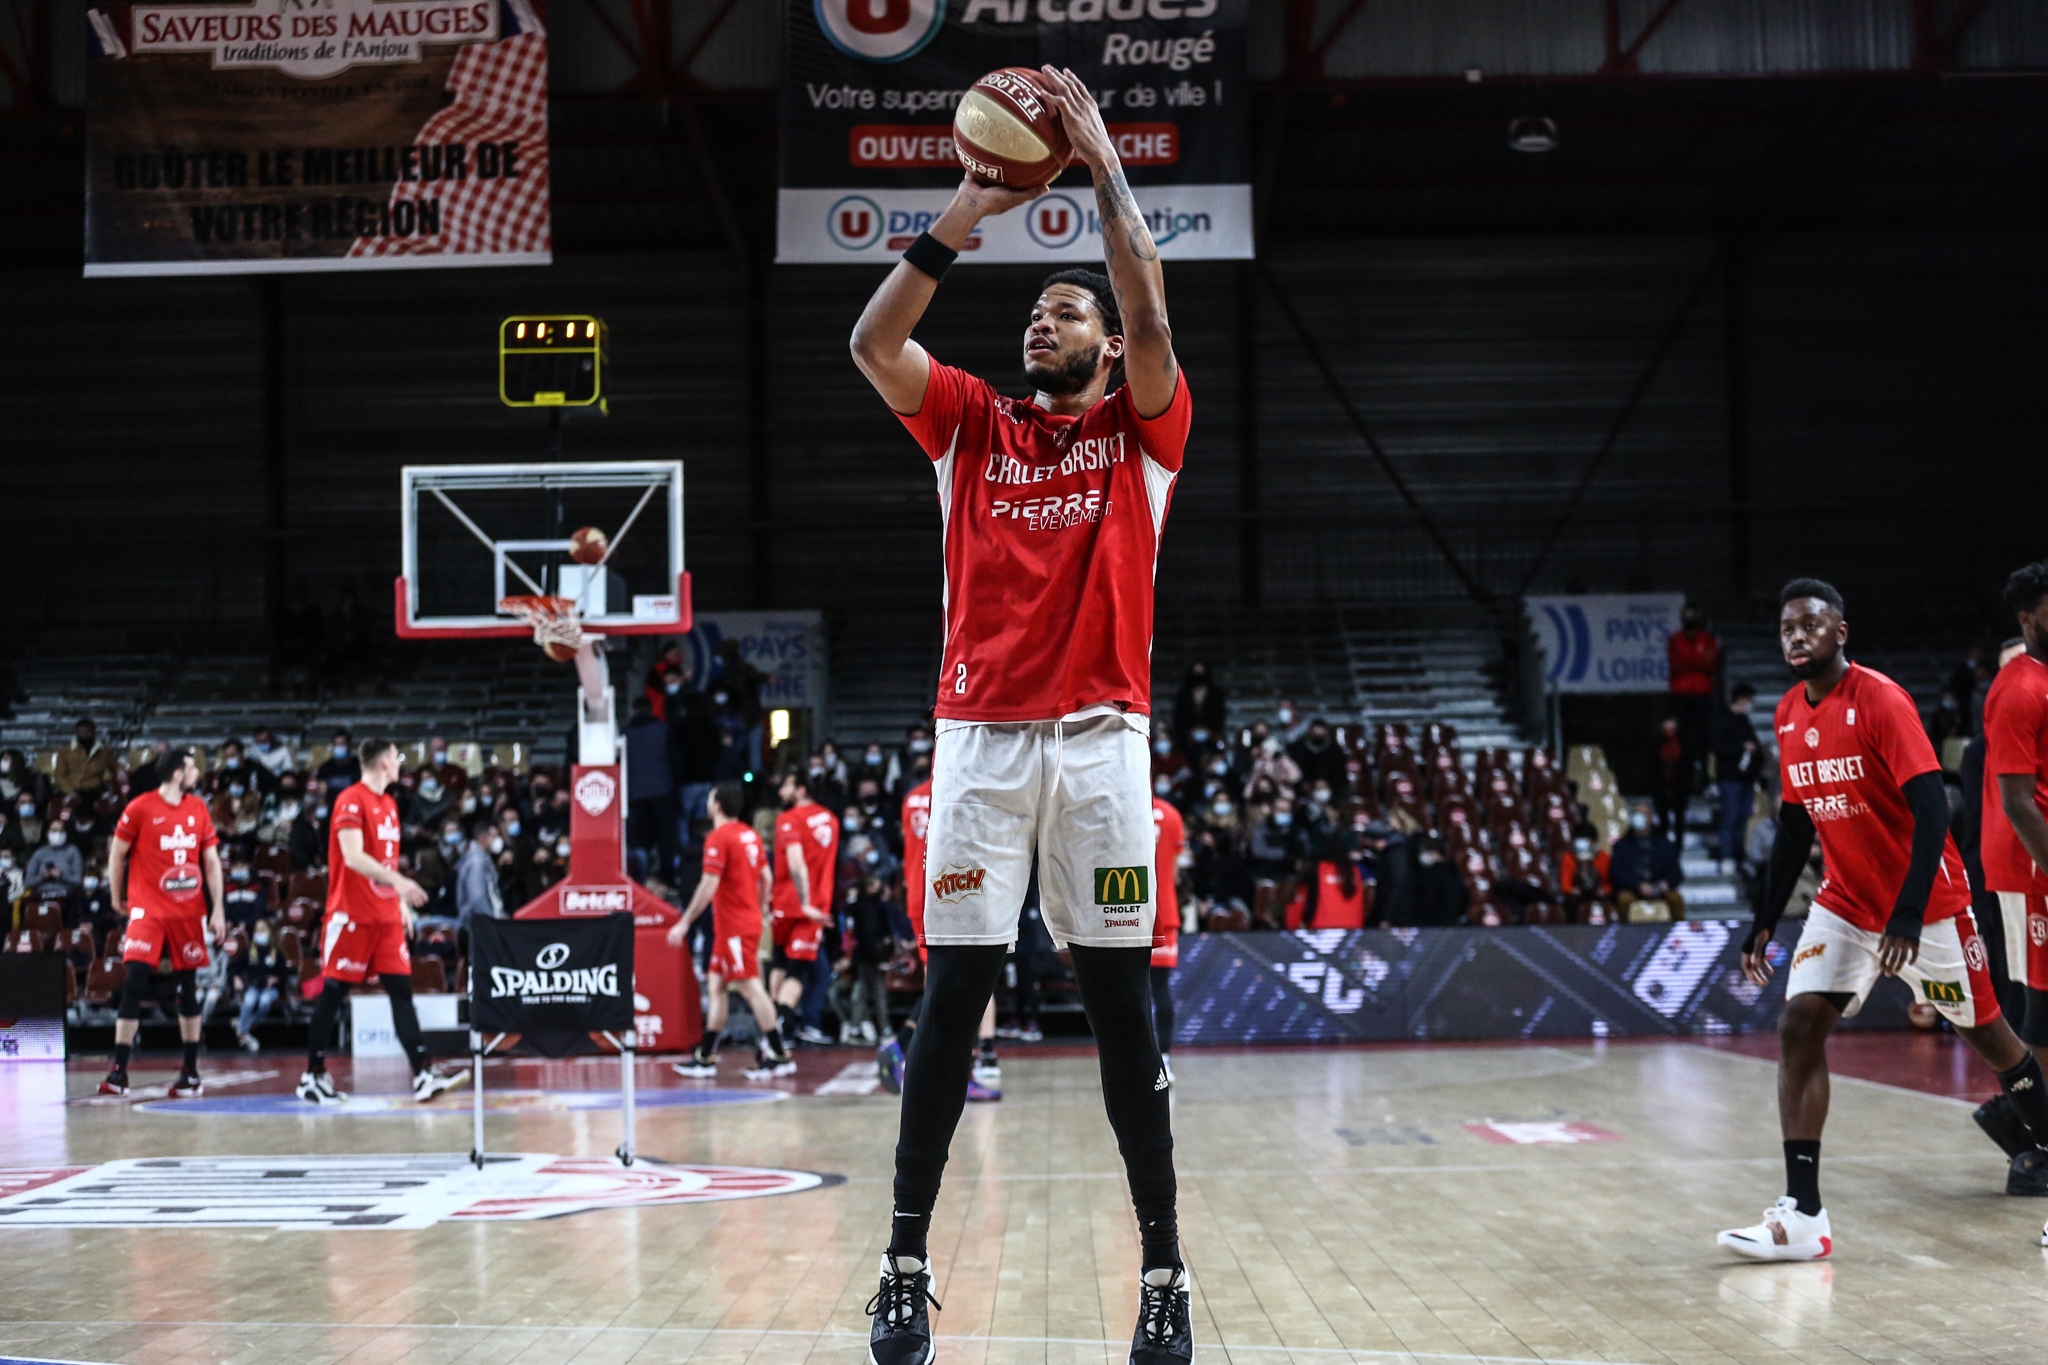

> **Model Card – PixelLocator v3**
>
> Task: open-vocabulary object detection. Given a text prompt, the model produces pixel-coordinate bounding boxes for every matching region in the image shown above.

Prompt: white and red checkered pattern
[350,33,551,261]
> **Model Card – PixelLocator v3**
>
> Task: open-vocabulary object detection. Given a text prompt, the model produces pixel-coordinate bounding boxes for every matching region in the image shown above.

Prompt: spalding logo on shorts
[815,0,946,63]
[575,770,617,816]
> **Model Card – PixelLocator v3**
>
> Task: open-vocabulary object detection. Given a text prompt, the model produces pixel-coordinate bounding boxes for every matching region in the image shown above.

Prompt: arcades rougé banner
[82,0,552,277]
[779,0,1251,264]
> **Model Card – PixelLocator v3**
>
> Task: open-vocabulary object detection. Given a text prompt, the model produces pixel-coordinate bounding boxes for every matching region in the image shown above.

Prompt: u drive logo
[827,195,884,249]
[1027,194,1085,249]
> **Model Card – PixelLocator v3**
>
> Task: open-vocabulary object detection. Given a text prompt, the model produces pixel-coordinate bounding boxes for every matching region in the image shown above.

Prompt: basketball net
[500,595,588,657]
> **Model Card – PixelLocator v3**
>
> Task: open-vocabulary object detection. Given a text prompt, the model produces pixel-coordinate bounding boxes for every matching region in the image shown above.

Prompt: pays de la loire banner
[1524,594,1686,694]
[83,0,552,277]
[779,0,1251,264]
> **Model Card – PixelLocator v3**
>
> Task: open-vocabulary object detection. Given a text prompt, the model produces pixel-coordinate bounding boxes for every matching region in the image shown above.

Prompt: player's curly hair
[2003,560,2048,615]
[1780,577,1844,614]
[1042,268,1122,337]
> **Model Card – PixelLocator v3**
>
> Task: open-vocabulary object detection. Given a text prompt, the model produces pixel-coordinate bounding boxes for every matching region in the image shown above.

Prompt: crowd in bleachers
[1,715,590,1048]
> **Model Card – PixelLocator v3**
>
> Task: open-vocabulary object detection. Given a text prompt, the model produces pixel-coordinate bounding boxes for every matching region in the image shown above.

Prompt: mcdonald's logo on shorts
[1922,979,1965,1005]
[1094,866,1148,907]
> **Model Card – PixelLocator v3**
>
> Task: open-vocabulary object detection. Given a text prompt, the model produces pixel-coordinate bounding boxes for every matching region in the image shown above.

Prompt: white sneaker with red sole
[1718,1196,1832,1261]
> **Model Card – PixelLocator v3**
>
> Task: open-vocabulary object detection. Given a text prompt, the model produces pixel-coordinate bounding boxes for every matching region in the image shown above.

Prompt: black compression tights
[1149,965,1175,1051]
[306,975,428,1074]
[890,943,1178,1269]
[117,963,198,1019]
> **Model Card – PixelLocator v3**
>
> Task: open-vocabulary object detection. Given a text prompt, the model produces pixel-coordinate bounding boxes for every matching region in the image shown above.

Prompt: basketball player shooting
[850,66,1193,1365]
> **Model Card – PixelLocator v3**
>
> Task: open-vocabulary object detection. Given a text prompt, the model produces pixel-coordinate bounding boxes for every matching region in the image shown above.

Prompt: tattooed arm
[1040,66,1178,419]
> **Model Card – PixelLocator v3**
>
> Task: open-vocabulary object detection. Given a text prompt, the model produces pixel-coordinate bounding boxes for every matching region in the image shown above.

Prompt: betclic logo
[814,0,946,63]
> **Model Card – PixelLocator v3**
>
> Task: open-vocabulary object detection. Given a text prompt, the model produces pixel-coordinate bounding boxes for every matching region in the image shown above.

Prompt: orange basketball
[568,525,608,565]
[953,67,1072,189]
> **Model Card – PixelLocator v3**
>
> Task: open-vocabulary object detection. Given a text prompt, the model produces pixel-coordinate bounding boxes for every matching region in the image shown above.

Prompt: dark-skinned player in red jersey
[850,65,1191,1365]
[1718,579,2048,1263]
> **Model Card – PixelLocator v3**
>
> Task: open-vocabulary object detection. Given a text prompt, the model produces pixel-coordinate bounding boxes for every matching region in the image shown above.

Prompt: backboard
[395,461,689,639]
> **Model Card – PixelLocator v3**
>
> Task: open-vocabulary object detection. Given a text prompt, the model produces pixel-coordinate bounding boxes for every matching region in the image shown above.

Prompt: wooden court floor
[3,1036,2046,1365]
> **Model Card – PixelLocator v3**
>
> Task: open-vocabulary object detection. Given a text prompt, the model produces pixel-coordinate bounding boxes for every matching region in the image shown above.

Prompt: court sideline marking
[0,1320,1661,1364]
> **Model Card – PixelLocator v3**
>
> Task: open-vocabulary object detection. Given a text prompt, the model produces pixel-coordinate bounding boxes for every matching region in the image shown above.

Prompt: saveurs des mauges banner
[83,0,553,276]
[779,0,1251,264]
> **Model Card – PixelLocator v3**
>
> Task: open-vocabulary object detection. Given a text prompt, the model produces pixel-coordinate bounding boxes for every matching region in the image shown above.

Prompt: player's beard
[1787,643,1838,680]
[1025,343,1102,397]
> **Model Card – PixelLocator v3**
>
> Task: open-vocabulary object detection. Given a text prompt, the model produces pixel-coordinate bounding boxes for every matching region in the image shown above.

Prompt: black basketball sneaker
[866,1254,939,1365]
[1129,1266,1193,1364]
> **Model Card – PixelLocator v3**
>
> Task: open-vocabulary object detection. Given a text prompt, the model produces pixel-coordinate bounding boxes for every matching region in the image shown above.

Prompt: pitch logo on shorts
[814,0,945,63]
[931,864,987,904]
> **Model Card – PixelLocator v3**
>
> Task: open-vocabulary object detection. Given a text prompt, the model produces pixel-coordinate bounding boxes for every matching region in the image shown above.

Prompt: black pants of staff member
[1673,693,1715,791]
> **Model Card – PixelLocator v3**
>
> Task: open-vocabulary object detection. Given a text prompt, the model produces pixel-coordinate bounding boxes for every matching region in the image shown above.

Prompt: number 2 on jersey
[955,663,968,695]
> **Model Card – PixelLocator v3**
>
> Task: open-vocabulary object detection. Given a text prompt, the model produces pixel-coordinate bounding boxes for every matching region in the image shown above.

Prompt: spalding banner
[83,0,552,276]
[470,914,634,1051]
[779,0,1251,263]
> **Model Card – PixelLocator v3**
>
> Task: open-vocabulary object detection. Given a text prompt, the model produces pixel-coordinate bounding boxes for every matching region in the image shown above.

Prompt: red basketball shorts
[121,908,210,970]
[708,921,760,981]
[321,911,411,984]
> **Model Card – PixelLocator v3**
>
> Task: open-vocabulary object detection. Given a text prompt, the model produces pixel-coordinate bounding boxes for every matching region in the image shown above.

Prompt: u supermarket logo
[815,0,946,63]
[1094,865,1148,907]
[827,194,884,249]
[1027,195,1085,249]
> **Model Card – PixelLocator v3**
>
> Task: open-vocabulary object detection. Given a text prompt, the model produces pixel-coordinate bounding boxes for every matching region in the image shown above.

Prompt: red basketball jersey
[1774,664,1968,934]
[114,790,218,918]
[897,360,1191,722]
[1151,797,1184,958]
[703,819,765,933]
[771,801,840,922]
[327,782,405,924]
[1983,651,2048,893]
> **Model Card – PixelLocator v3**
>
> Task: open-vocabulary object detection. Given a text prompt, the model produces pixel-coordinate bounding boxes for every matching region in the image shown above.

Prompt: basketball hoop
[500,595,588,661]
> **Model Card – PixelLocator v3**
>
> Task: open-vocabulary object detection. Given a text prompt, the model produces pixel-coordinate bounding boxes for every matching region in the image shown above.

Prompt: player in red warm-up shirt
[1149,796,1185,1085]
[767,770,839,1043]
[1983,561,2048,1043]
[667,782,790,1079]
[850,64,1191,1364]
[100,747,223,1098]
[299,738,466,1105]
[1718,580,2048,1264]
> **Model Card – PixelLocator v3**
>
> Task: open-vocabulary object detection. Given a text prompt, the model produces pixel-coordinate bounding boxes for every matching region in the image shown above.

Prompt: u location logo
[1027,194,1085,249]
[827,194,884,249]
[814,0,946,63]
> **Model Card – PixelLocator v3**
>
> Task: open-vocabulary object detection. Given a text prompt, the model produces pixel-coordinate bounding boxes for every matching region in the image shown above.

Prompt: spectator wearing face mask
[0,846,24,911]
[1413,835,1470,926]
[888,725,933,798]
[645,642,690,721]
[233,919,291,1050]
[1246,796,1308,923]
[55,718,121,799]
[288,793,329,871]
[1172,662,1227,763]
[1289,720,1350,798]
[1243,737,1300,798]
[1273,699,1310,746]
[410,767,453,831]
[28,818,84,897]
[212,739,277,797]
[248,726,296,778]
[851,777,896,852]
[80,865,118,938]
[833,871,897,1046]
[316,730,361,795]
[1557,827,1612,922]
[211,771,264,844]
[456,827,506,928]
[13,794,48,851]
[1609,802,1685,922]
[408,818,461,921]
[1150,726,1192,806]
[222,850,271,929]
[1358,821,1417,927]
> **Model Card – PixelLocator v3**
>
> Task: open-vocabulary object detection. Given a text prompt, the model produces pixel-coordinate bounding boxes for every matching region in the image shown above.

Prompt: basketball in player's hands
[954,67,1073,189]
[568,526,608,565]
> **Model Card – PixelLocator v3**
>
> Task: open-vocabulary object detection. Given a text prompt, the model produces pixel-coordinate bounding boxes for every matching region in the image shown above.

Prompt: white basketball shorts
[1996,890,2048,990]
[1783,903,1999,1027]
[924,714,1156,949]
